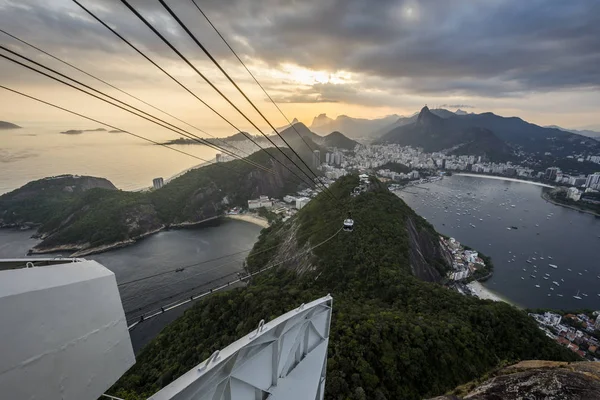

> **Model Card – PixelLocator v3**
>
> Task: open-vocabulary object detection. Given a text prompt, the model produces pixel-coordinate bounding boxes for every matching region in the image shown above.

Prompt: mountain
[274,117,299,133]
[454,109,469,115]
[545,124,600,139]
[277,121,321,143]
[375,106,513,161]
[370,108,457,141]
[451,113,600,156]
[430,361,600,400]
[0,121,21,130]
[109,175,577,400]
[322,131,359,150]
[0,149,309,255]
[310,113,400,139]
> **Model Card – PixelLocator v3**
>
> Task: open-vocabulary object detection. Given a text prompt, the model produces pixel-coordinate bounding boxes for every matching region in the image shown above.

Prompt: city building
[283,195,296,204]
[295,197,310,210]
[586,172,600,188]
[312,150,321,168]
[545,167,559,181]
[567,187,581,201]
[152,177,164,189]
[248,195,273,209]
[215,153,223,163]
[325,152,331,164]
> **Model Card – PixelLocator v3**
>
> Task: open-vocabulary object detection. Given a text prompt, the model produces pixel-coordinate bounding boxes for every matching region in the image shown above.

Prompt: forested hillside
[109,175,577,400]
[0,148,310,253]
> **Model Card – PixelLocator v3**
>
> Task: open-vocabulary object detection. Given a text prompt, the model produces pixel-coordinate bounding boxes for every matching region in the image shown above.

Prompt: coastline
[456,173,553,188]
[467,281,517,307]
[541,191,600,217]
[226,214,269,228]
[27,216,224,257]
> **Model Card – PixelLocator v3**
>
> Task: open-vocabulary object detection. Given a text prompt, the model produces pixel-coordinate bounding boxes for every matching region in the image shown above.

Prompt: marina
[395,175,600,309]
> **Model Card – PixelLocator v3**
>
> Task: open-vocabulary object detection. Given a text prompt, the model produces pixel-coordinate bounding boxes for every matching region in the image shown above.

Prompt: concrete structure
[586,172,600,188]
[312,150,321,168]
[0,259,135,400]
[216,153,223,163]
[295,197,310,210]
[567,187,581,201]
[545,167,559,181]
[248,196,273,210]
[150,295,333,400]
[153,177,164,189]
[283,195,296,204]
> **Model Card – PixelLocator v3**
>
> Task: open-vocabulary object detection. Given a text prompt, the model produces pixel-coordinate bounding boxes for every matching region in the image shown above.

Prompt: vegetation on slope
[110,175,577,400]
[322,131,359,150]
[0,148,308,251]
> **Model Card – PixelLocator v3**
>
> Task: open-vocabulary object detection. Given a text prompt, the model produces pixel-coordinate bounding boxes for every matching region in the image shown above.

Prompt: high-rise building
[544,167,559,181]
[325,152,331,164]
[312,150,321,168]
[585,172,600,188]
[152,177,164,189]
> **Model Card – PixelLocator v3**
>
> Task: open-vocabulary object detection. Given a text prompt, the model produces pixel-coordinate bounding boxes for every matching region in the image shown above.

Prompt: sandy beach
[467,281,515,306]
[226,214,269,228]
[456,173,553,188]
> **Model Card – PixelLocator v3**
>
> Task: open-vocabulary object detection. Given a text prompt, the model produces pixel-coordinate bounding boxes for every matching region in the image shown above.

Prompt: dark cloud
[0,0,599,106]
[440,104,475,109]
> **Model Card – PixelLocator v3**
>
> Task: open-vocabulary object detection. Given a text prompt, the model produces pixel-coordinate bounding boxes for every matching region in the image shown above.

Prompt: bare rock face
[429,361,600,400]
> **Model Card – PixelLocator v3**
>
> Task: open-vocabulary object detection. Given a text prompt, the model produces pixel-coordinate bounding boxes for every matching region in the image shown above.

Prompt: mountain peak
[417,105,438,125]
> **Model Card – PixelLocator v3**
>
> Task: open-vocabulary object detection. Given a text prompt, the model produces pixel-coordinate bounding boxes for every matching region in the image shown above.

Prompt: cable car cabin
[343,218,354,232]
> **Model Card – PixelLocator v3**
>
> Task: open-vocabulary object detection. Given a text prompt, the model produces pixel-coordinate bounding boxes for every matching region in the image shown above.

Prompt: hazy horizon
[1,0,599,139]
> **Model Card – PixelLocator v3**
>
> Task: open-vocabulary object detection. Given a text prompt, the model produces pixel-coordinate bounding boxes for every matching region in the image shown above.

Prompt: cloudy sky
[1,0,599,136]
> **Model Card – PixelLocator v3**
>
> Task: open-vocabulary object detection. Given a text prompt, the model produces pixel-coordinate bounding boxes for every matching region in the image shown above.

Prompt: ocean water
[396,175,600,310]
[1,124,219,194]
[0,219,262,352]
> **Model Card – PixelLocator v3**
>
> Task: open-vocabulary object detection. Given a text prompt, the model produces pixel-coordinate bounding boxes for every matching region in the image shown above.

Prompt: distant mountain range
[60,128,107,135]
[375,107,513,161]
[0,121,21,130]
[310,113,400,140]
[545,125,600,139]
[308,107,600,158]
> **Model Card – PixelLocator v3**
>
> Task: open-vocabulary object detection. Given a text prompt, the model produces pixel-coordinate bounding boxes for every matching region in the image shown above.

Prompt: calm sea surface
[0,219,262,352]
[1,124,219,194]
[396,175,600,310]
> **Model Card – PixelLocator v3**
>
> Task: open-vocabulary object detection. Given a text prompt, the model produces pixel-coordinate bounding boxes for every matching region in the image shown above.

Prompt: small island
[60,128,107,135]
[0,121,22,130]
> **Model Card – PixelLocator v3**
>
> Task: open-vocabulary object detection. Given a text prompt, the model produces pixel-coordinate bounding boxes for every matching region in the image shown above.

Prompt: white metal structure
[0,259,135,400]
[150,295,333,400]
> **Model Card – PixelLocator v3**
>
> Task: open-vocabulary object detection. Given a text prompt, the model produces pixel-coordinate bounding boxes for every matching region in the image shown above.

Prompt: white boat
[543,276,549,280]
[526,259,532,264]
[532,257,537,261]
[568,268,572,272]
[557,294,563,297]
[552,281,560,287]
[578,272,583,276]
[545,273,550,276]
[573,291,582,300]
[582,293,588,297]
[530,275,536,278]
[522,268,526,272]
[549,264,558,269]
[548,256,553,260]
[550,287,554,291]
[540,257,544,260]
[521,277,525,280]
[535,285,540,288]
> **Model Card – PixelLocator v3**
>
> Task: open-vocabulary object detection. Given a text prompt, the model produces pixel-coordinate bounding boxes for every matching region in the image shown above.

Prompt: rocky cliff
[430,361,600,399]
